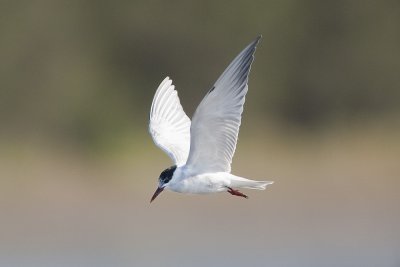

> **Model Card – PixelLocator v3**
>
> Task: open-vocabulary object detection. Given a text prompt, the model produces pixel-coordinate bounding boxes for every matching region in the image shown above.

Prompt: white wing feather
[185,36,261,174]
[149,77,191,166]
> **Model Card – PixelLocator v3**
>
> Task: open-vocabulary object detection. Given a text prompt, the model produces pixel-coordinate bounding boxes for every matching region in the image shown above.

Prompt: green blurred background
[1,0,399,266]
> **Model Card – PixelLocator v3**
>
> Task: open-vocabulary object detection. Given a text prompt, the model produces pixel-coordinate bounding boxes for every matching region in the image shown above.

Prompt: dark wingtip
[255,35,262,45]
[247,35,262,53]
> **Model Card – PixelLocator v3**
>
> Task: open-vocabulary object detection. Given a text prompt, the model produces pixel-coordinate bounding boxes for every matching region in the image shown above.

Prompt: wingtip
[254,35,262,46]
[244,35,262,53]
[159,76,171,86]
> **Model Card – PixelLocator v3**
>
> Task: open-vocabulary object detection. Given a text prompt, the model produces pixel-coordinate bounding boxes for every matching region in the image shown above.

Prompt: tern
[149,36,273,202]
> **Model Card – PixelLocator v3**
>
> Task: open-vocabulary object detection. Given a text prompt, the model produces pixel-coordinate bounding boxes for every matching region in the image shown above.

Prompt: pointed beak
[150,187,164,203]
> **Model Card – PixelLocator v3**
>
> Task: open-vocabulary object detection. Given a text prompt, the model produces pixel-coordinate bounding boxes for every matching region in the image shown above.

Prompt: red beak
[150,187,164,203]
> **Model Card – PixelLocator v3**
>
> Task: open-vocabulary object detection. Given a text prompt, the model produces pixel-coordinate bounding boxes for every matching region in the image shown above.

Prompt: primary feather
[185,36,261,174]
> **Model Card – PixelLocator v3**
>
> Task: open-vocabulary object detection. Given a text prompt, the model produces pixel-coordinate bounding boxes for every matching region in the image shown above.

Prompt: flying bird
[149,36,273,202]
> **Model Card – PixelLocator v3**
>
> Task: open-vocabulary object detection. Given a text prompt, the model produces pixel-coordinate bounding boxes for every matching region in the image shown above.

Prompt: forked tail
[230,175,274,190]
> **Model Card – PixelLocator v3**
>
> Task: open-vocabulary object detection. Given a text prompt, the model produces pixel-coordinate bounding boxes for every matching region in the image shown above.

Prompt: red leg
[226,187,248,199]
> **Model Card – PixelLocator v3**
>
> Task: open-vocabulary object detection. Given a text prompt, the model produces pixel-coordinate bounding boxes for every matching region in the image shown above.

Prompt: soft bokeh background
[1,1,400,266]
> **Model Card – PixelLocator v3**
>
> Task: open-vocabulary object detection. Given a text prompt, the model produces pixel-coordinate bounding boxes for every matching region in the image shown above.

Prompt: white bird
[149,36,273,202]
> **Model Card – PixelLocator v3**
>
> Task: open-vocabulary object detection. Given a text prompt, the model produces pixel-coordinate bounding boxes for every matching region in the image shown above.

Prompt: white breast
[167,172,231,194]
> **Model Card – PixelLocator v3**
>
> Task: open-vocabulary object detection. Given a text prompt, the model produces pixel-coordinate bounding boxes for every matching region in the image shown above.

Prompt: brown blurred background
[1,0,399,266]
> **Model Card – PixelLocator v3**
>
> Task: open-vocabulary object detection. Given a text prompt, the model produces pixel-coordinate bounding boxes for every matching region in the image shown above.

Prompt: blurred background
[1,0,399,266]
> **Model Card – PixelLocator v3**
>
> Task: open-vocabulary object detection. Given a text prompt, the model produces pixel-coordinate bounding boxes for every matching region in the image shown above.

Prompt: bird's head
[150,165,177,203]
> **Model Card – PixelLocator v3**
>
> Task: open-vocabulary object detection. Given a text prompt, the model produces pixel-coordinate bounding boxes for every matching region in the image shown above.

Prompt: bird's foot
[226,187,248,199]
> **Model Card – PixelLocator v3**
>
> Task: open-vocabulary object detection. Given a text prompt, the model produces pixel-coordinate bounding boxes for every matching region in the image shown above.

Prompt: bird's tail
[229,175,274,190]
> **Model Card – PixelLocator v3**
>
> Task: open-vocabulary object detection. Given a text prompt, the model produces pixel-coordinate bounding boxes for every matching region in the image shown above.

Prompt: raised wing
[149,77,191,166]
[185,36,261,174]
